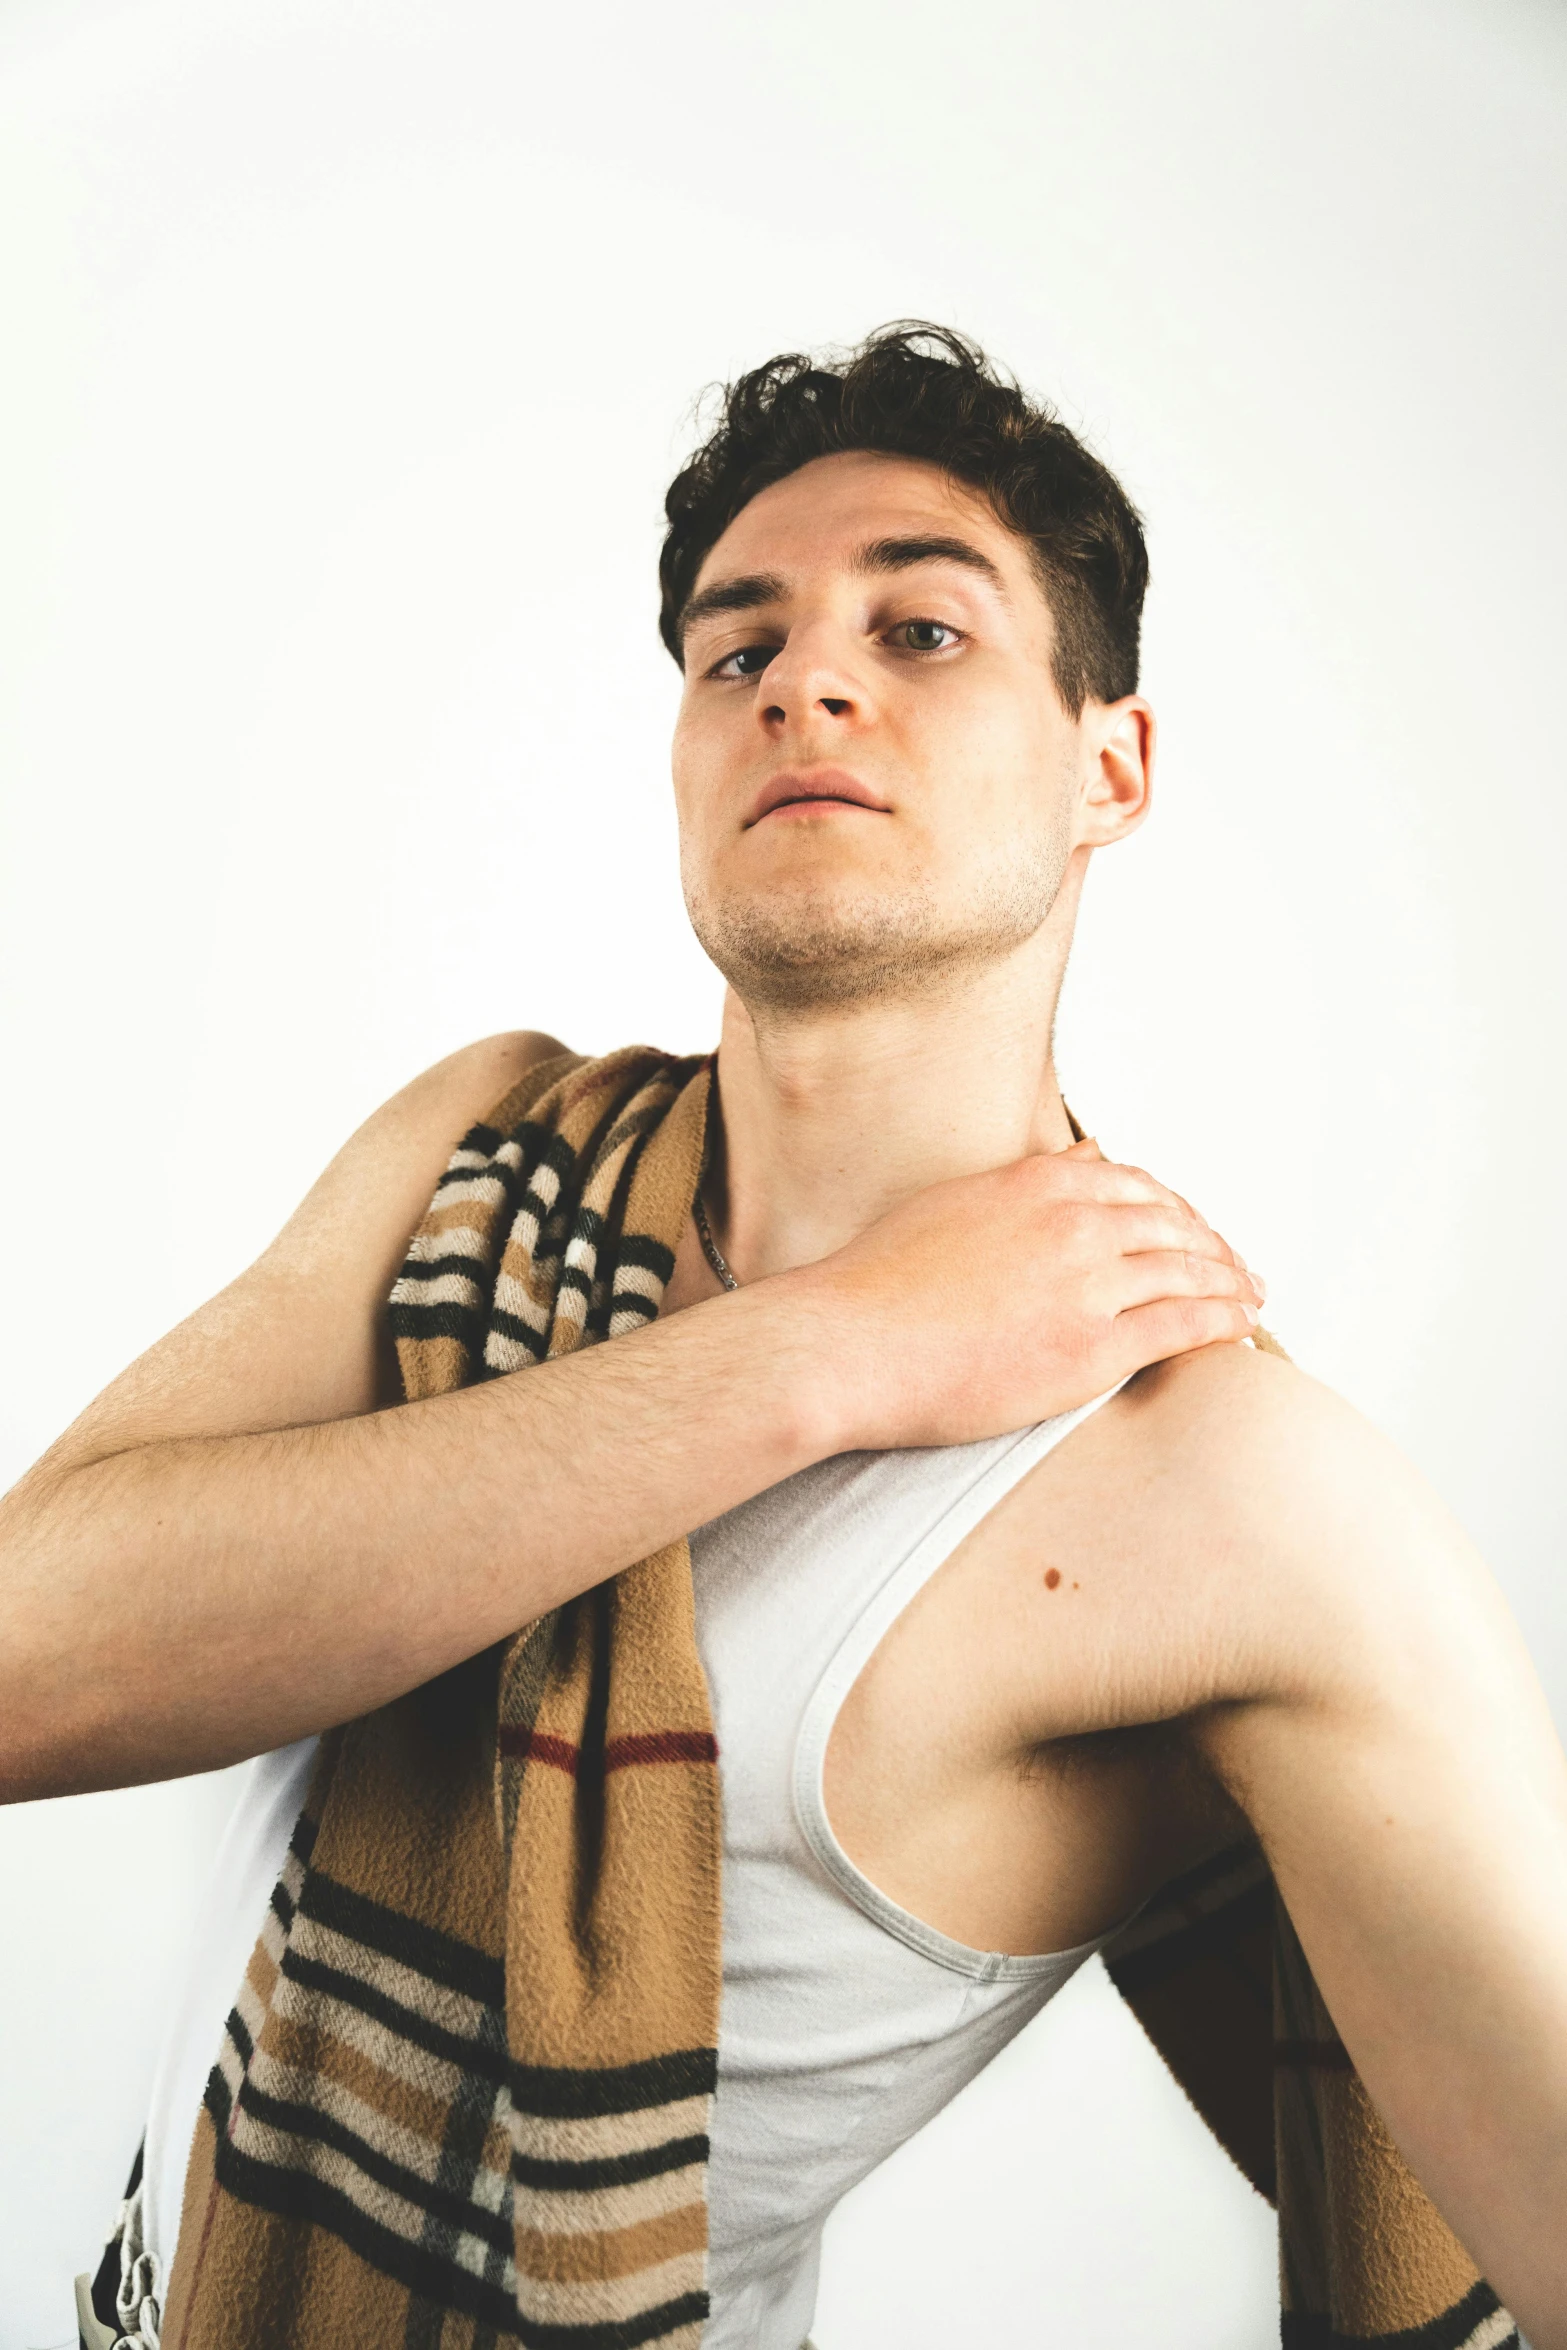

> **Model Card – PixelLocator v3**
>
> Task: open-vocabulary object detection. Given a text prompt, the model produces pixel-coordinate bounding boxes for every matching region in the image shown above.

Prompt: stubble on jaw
[681,831,1071,1015]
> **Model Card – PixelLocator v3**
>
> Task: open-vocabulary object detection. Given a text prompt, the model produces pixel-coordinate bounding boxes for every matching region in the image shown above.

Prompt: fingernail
[1243,1302,1261,1324]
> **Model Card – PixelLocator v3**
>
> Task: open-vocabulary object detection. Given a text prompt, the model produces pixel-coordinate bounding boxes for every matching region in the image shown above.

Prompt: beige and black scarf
[142,1046,1513,2350]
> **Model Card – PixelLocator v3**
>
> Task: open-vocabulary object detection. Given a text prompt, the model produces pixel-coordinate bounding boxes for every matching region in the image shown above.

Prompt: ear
[1074,697,1154,849]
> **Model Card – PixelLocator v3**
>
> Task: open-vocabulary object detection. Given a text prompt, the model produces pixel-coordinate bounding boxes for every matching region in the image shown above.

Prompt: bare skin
[0,1050,1253,1795]
[3,447,1564,2336]
[670,452,1567,2336]
[825,1351,1567,2327]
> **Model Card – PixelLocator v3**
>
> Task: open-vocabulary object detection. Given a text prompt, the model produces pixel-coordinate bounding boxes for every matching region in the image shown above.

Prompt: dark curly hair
[659,322,1148,716]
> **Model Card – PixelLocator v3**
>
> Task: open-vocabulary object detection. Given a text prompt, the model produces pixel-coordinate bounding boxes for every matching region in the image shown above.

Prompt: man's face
[671,450,1123,1014]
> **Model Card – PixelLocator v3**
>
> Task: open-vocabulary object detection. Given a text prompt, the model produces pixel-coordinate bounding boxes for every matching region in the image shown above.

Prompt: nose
[756,620,867,739]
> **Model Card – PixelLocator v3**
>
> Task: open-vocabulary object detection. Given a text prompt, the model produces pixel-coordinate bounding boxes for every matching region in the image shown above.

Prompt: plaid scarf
[147,1046,1513,2350]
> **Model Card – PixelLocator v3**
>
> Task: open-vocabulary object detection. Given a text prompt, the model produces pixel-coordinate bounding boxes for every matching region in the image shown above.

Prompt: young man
[5,327,1565,2350]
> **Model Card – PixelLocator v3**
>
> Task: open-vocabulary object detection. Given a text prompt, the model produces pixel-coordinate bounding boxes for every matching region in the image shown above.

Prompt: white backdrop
[2,2,1564,2343]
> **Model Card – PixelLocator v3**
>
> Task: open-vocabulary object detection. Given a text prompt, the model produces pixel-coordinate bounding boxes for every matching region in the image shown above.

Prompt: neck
[708,865,1084,1282]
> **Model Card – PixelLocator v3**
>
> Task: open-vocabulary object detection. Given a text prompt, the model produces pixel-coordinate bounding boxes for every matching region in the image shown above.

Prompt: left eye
[890,619,960,652]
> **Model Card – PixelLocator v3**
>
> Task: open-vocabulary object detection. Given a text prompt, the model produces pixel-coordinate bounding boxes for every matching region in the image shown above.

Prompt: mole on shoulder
[1044,1567,1061,1591]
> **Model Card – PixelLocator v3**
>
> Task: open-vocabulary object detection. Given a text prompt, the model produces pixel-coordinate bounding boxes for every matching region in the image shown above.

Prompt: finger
[1046,1157,1186,1210]
[1168,1193,1235,1254]
[1100,1204,1242,1265]
[1155,1183,1223,1240]
[1060,1136,1104,1162]
[1112,1250,1265,1310]
[1100,1168,1222,1240]
[1032,1153,1230,1244]
[1111,1296,1260,1370]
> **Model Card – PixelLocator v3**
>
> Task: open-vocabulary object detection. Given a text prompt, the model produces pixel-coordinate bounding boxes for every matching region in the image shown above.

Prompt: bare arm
[0,1037,1261,1801]
[1182,1362,1567,2344]
[0,1031,835,1795]
[982,1349,1566,2335]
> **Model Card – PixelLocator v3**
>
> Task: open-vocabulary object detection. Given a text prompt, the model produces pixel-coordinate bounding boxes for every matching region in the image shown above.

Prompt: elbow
[0,1472,112,1802]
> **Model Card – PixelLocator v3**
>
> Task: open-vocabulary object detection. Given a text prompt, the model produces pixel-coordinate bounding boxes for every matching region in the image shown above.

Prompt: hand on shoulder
[808,1143,1267,1452]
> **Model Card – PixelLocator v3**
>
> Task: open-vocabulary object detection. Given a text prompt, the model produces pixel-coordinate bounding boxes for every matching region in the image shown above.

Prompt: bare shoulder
[1015,1339,1506,1723]
[28,1029,569,1473]
[1102,1337,1378,1529]
[262,1027,572,1283]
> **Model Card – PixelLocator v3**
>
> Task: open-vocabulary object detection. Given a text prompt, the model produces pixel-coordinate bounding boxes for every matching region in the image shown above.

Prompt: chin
[684,881,1029,1015]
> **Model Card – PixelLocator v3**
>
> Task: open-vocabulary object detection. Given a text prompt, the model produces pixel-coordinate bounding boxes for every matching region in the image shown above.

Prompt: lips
[744,769,893,827]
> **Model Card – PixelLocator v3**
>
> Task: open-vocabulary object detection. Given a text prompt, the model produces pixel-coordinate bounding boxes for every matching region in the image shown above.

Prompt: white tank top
[142,1394,1121,2346]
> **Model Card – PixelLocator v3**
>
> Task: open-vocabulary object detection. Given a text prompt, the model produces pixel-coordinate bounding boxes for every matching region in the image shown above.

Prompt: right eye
[710,643,779,681]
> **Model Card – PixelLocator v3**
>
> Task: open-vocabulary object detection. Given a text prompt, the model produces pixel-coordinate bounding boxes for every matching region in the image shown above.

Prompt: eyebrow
[678,533,1008,645]
[853,534,1007,591]
[679,571,789,635]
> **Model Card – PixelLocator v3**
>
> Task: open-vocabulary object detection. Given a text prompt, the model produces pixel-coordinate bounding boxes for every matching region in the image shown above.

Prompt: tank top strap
[791,1383,1129,1979]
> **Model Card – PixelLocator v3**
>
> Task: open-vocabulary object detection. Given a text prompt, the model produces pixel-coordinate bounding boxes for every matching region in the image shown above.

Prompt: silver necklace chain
[692,1186,740,1292]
